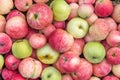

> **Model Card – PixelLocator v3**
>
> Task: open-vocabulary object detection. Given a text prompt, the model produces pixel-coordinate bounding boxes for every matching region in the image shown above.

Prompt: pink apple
[65,0,78,3]
[6,9,25,20]
[69,39,85,56]
[0,15,6,32]
[101,40,110,51]
[79,0,95,4]
[67,3,79,20]
[62,74,73,80]
[112,64,120,78]
[58,51,81,72]
[5,16,28,39]
[5,54,21,70]
[0,33,12,54]
[53,21,66,29]
[34,0,49,3]
[29,33,47,49]
[112,4,120,23]
[41,24,56,38]
[49,29,74,53]
[27,3,53,30]
[93,59,112,77]
[107,47,120,65]
[95,0,113,17]
[71,58,93,80]
[11,73,26,80]
[0,0,13,15]
[106,30,120,47]
[102,75,119,80]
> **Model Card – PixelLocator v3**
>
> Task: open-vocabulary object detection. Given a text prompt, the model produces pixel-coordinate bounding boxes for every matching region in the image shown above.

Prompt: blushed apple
[0,0,13,15]
[49,29,74,53]
[0,33,12,54]
[62,74,73,80]
[0,55,4,74]
[53,21,66,29]
[102,75,119,80]
[11,73,26,80]
[67,17,89,38]
[89,76,101,80]
[79,0,95,4]
[0,15,6,32]
[27,3,53,30]
[65,0,78,3]
[112,64,120,78]
[83,41,106,63]
[101,40,110,51]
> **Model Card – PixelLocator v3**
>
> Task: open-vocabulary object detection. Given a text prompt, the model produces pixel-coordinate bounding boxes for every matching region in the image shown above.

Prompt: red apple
[11,73,26,80]
[102,75,119,80]
[93,59,112,77]
[65,0,78,3]
[49,29,74,53]
[62,74,73,80]
[53,21,66,29]
[27,3,53,30]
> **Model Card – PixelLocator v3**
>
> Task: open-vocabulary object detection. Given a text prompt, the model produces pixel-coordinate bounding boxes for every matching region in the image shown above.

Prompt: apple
[93,59,112,77]
[0,0,13,15]
[67,17,89,38]
[0,55,4,74]
[41,66,62,80]
[102,75,119,80]
[83,41,106,63]
[84,33,94,42]
[5,54,20,70]
[78,4,94,19]
[67,3,79,20]
[51,0,70,21]
[5,16,28,39]
[112,4,120,23]
[101,40,110,51]
[34,0,49,3]
[71,58,93,80]
[29,33,47,49]
[11,73,26,80]
[15,0,33,12]
[37,44,60,64]
[27,3,53,30]
[112,64,120,78]
[48,29,74,53]
[106,47,120,65]
[6,9,25,21]
[58,51,81,72]
[12,39,32,59]
[117,24,120,31]
[89,76,101,80]
[62,74,73,80]
[106,30,120,47]
[0,33,12,54]
[53,21,66,29]
[95,0,113,17]
[65,0,78,3]
[79,0,95,5]
[0,15,6,32]
[18,57,42,79]
[89,18,110,41]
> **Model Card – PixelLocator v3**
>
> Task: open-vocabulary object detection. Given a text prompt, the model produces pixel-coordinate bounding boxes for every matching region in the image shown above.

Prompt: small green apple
[37,44,60,64]
[51,0,70,21]
[83,41,106,63]
[0,55,4,72]
[67,17,89,38]
[12,39,32,59]
[41,66,61,80]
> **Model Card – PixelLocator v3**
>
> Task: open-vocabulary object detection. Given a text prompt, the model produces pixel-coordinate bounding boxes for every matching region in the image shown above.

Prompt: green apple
[0,55,4,72]
[41,66,61,80]
[83,41,106,63]
[12,39,32,59]
[51,0,70,21]
[67,17,89,38]
[37,44,60,64]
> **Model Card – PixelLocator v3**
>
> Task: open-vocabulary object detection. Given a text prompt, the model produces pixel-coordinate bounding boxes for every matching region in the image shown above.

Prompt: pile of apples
[1,0,120,80]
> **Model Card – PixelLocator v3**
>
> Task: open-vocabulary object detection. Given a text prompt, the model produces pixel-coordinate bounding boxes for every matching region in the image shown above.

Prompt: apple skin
[53,21,66,29]
[58,51,81,72]
[41,66,62,80]
[106,30,120,47]
[112,4,120,23]
[79,0,95,5]
[106,47,120,65]
[83,41,106,64]
[5,54,20,70]
[93,59,112,77]
[49,29,74,53]
[0,55,4,74]
[95,0,113,17]
[27,3,53,30]
[62,74,73,80]
[15,0,33,12]
[0,0,13,15]
[102,75,119,80]
[89,76,101,80]
[0,15,6,33]
[71,58,93,80]
[101,40,110,51]
[11,73,26,80]
[65,0,78,3]
[84,33,94,42]
[51,0,70,21]
[5,16,28,39]
[18,57,42,79]
[112,64,120,78]
[34,0,49,3]
[89,18,110,41]
[78,4,94,19]
[12,39,32,59]
[29,33,47,49]
[0,33,12,54]
[6,9,25,21]
[67,17,89,38]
